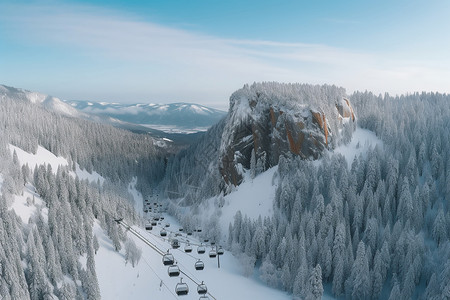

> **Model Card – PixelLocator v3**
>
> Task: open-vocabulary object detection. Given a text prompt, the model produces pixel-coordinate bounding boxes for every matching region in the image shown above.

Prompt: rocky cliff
[219,82,355,187]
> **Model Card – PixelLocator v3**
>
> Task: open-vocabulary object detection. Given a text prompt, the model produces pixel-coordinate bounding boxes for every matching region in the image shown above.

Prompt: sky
[1,0,449,110]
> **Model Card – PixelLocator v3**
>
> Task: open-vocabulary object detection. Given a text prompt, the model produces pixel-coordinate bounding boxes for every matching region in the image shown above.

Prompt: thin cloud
[1,2,449,104]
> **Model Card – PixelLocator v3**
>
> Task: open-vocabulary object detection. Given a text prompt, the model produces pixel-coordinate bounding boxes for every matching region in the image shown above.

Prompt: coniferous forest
[0,83,449,299]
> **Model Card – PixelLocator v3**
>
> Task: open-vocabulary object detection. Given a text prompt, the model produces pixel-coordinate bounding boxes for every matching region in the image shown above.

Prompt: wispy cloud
[1,2,449,106]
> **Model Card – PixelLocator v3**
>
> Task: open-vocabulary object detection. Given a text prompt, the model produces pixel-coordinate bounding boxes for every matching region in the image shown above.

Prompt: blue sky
[1,0,449,109]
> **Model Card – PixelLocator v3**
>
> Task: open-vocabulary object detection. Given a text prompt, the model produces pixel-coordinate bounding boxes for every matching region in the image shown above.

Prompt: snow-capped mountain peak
[0,84,79,117]
[65,100,227,133]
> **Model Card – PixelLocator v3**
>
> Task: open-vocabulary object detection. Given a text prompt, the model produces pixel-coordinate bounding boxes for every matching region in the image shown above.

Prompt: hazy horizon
[1,0,449,110]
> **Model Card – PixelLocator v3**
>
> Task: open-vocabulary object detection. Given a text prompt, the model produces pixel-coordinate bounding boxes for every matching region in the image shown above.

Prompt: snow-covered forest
[160,84,450,299]
[0,89,157,299]
[0,83,449,299]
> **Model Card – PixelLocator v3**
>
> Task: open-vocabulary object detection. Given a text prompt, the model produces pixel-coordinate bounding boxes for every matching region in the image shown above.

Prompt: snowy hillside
[4,143,291,300]
[161,87,450,300]
[66,100,226,133]
[190,125,384,241]
[0,84,79,117]
[1,82,449,300]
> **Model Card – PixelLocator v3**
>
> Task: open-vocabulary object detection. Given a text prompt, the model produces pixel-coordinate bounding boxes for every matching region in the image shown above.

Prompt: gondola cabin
[184,244,193,253]
[195,260,204,270]
[162,253,174,266]
[175,278,189,296]
[168,265,180,277]
[197,245,206,254]
[151,221,157,226]
[209,249,217,258]
[197,282,207,295]
[145,224,153,230]
[171,239,180,249]
[217,247,224,255]
[160,229,167,237]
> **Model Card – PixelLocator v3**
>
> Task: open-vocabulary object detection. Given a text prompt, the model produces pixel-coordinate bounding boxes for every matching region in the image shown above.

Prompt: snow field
[10,144,104,184]
[333,127,383,167]
[203,166,278,236]
[94,212,291,300]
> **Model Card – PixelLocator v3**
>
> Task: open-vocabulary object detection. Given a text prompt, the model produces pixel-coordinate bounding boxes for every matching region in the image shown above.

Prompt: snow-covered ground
[94,213,291,300]
[10,183,46,223]
[10,144,69,172]
[5,144,291,300]
[197,127,383,241]
[202,167,278,236]
[10,144,104,184]
[141,124,211,134]
[333,127,383,167]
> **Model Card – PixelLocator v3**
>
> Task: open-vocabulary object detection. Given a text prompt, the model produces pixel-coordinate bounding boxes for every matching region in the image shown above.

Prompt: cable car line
[179,269,217,300]
[115,219,165,256]
[115,218,217,299]
[140,254,178,300]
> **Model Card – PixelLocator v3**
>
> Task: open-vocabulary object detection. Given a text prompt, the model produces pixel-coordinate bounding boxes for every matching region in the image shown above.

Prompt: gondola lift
[209,248,217,258]
[168,264,180,277]
[194,259,204,270]
[197,281,207,295]
[162,252,174,266]
[171,238,180,249]
[175,278,189,296]
[184,243,193,253]
[197,244,205,254]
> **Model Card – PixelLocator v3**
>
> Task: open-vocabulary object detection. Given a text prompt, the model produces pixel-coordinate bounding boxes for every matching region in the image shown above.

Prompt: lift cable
[115,218,217,300]
[140,254,179,300]
[115,218,165,256]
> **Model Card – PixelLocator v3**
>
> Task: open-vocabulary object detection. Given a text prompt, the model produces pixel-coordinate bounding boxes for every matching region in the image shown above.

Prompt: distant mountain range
[65,100,227,134]
[0,84,227,147]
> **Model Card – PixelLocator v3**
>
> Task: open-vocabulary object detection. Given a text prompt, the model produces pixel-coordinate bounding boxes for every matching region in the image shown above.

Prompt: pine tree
[305,265,323,300]
[350,241,370,299]
[388,281,401,300]
[432,207,447,245]
[93,234,99,255]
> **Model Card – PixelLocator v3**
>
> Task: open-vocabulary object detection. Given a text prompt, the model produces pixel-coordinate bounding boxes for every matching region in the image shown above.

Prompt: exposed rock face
[336,97,356,122]
[219,83,354,188]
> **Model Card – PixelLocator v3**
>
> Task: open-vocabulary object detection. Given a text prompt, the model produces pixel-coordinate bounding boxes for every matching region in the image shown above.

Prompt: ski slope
[94,214,290,300]
[6,144,290,300]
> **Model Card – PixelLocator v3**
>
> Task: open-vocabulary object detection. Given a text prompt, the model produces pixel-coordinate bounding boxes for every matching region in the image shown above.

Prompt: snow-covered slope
[95,213,291,300]
[66,100,226,133]
[6,143,290,300]
[197,125,383,240]
[10,144,104,184]
[0,84,79,117]
[333,127,383,167]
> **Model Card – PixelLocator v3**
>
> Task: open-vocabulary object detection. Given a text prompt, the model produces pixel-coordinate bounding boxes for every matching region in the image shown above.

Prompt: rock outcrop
[219,82,354,187]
